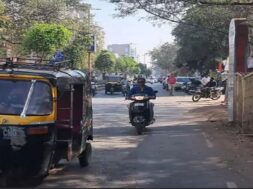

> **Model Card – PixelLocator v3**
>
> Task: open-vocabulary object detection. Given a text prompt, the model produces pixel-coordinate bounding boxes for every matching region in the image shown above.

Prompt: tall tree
[22,23,72,60]
[172,5,251,72]
[0,0,105,68]
[94,50,116,73]
[150,43,178,72]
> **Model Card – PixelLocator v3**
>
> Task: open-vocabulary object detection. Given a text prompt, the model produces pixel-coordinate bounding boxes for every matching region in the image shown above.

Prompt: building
[107,43,137,61]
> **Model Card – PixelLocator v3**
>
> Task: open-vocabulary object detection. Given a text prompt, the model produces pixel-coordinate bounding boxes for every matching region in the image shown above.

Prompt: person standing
[167,74,176,96]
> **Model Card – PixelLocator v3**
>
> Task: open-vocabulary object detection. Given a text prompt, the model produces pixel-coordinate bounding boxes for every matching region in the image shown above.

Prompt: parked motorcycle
[128,92,157,135]
[192,87,224,102]
[183,78,202,95]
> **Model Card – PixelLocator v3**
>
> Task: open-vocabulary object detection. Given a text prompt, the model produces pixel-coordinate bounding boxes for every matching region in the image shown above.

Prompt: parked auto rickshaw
[105,75,123,95]
[0,58,93,184]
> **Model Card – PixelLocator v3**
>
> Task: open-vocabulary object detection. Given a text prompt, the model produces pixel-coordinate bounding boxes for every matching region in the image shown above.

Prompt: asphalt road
[39,83,250,188]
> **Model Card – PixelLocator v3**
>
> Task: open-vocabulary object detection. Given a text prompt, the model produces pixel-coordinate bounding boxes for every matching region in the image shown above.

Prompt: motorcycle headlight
[135,96,145,100]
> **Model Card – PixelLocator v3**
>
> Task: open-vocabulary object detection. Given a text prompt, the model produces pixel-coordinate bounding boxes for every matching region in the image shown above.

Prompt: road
[40,83,252,188]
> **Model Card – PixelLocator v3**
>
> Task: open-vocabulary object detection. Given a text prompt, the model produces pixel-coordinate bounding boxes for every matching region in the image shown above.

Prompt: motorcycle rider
[121,77,130,96]
[202,77,217,96]
[128,77,156,122]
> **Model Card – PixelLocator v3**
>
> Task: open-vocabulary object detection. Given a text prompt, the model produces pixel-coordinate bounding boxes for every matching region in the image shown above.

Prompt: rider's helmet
[137,77,146,83]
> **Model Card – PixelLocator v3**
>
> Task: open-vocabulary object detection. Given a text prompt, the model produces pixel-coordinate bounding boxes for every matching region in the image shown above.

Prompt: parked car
[175,77,191,90]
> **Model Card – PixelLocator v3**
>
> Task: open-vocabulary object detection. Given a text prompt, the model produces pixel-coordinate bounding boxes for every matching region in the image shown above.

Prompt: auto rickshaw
[0,58,93,184]
[104,75,123,95]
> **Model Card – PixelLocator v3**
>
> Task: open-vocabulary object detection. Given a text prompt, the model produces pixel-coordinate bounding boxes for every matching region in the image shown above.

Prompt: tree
[172,5,250,72]
[114,57,127,73]
[22,23,72,60]
[1,0,105,60]
[150,43,178,72]
[120,56,140,75]
[139,63,152,77]
[64,33,90,68]
[94,50,116,73]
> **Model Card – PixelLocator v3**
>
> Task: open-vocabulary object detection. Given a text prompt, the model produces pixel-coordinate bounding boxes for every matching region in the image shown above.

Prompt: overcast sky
[85,0,175,65]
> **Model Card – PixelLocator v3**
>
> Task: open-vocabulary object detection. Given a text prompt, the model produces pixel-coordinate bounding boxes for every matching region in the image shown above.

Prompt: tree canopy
[94,50,116,73]
[0,0,105,68]
[22,23,72,60]
[150,43,178,72]
[110,0,252,73]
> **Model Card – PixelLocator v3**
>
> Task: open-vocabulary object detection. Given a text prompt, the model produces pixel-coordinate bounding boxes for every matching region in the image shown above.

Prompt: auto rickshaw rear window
[0,79,52,116]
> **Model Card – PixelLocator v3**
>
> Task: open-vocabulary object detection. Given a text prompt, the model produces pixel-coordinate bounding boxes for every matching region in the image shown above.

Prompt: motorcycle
[192,86,224,102]
[128,92,157,135]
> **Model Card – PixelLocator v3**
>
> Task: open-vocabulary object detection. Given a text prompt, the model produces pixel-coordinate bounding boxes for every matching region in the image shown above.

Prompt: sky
[85,0,175,65]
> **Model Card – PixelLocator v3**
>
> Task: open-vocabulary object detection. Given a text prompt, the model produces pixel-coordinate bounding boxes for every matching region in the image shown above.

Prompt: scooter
[128,92,157,135]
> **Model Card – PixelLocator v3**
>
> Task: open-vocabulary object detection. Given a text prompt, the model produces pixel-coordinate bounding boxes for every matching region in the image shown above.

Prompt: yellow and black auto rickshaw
[0,58,93,184]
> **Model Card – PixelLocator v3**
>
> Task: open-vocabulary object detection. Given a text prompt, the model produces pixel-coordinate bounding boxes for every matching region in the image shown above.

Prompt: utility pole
[86,5,100,80]
[87,6,92,80]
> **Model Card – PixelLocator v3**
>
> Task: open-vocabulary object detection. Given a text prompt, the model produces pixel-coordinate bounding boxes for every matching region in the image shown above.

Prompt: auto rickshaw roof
[0,58,89,90]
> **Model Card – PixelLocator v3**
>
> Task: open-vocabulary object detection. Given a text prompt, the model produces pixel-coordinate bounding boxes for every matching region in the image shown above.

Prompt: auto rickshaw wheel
[79,143,92,167]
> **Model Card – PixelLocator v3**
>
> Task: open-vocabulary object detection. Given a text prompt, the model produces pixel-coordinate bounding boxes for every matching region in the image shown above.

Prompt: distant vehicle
[146,78,154,84]
[105,75,124,95]
[175,77,191,90]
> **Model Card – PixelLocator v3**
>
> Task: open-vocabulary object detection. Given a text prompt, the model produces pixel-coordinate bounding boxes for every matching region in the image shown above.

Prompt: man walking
[167,74,176,96]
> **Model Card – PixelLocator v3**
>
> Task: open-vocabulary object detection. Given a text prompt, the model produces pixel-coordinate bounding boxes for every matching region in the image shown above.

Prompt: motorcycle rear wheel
[192,94,201,102]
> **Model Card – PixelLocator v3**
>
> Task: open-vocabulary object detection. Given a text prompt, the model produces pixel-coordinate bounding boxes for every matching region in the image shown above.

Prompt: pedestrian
[167,73,176,96]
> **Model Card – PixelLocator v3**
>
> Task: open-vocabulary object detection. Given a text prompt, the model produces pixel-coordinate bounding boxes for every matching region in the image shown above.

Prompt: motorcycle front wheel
[136,126,143,135]
[192,94,201,102]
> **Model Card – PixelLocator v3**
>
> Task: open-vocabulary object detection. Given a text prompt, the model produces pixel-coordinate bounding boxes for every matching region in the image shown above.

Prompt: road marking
[226,182,237,188]
[202,132,214,148]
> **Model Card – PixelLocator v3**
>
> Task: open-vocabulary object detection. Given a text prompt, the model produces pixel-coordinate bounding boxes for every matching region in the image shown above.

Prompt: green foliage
[22,23,72,59]
[0,0,104,59]
[172,5,250,72]
[94,50,116,72]
[139,63,152,77]
[64,29,90,68]
[114,56,140,75]
[110,0,252,73]
[150,43,178,71]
